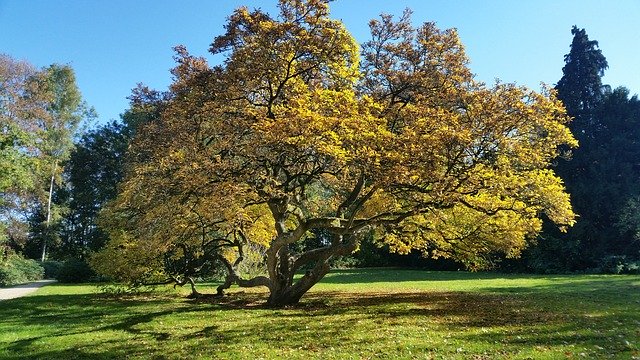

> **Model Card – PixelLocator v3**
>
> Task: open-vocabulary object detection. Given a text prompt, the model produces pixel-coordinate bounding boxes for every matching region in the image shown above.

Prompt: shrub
[330,255,361,269]
[625,261,640,274]
[0,255,44,286]
[40,260,63,279]
[97,283,155,297]
[0,265,23,287]
[597,256,640,274]
[56,258,97,283]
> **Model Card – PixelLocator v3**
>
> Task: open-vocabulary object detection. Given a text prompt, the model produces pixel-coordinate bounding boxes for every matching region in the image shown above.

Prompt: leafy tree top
[556,26,608,118]
[94,0,576,306]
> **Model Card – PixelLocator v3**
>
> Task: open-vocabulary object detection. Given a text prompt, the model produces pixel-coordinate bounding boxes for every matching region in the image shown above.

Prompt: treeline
[1,19,638,287]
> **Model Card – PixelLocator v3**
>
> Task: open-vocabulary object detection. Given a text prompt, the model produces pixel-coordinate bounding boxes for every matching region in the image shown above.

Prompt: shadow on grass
[187,290,635,357]
[1,277,638,359]
[2,293,227,359]
[270,291,557,327]
[2,343,148,360]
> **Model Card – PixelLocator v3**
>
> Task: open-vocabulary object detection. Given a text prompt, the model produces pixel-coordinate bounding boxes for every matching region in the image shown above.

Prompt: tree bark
[41,163,57,262]
[265,234,358,307]
[266,261,330,306]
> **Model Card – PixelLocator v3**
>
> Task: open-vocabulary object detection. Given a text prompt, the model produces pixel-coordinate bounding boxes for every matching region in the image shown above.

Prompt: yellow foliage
[94,0,577,283]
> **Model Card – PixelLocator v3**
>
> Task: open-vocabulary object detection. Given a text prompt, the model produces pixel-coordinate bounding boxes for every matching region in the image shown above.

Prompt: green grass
[1,269,639,359]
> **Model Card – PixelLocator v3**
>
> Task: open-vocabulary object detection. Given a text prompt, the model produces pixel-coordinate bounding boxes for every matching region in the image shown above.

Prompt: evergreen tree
[57,121,130,258]
[526,27,640,272]
[590,88,640,259]
[556,26,608,121]
[50,90,163,259]
[555,27,608,192]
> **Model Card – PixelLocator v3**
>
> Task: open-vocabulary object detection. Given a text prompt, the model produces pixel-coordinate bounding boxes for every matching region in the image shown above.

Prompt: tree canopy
[93,0,576,306]
[0,55,92,260]
[1,55,41,255]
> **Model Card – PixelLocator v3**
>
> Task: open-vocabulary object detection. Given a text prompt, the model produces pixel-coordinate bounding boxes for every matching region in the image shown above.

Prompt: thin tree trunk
[41,162,57,262]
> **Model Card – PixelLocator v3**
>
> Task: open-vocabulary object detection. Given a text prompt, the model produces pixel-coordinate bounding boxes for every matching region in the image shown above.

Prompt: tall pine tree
[556,26,608,121]
[527,27,640,272]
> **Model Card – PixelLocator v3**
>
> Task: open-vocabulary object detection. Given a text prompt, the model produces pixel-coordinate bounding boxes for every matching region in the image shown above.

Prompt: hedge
[0,255,44,286]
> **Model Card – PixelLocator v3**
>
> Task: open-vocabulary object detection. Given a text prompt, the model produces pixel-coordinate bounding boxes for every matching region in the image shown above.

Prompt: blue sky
[1,0,638,125]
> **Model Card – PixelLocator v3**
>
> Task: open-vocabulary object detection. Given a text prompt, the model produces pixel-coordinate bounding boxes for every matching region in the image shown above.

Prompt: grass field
[1,269,639,359]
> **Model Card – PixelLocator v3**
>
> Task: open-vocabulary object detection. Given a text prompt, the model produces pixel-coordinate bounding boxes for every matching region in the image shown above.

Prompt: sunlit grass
[1,269,639,359]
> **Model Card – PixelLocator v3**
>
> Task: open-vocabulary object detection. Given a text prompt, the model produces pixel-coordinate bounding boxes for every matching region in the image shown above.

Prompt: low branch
[214,252,272,296]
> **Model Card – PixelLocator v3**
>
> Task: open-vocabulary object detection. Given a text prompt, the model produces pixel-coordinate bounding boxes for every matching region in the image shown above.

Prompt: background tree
[32,64,94,261]
[51,121,129,258]
[25,84,163,264]
[1,54,94,263]
[556,26,608,120]
[590,88,640,259]
[1,55,39,258]
[527,27,640,271]
[94,0,576,306]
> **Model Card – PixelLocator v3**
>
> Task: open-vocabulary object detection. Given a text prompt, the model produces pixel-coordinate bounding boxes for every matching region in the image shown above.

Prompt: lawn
[0,269,639,359]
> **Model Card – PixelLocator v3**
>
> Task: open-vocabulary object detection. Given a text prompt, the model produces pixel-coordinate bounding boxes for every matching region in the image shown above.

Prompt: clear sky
[1,0,638,125]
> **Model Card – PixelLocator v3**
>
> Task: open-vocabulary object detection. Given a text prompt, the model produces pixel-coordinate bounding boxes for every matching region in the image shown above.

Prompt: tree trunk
[41,164,57,262]
[267,288,305,307]
[185,277,201,298]
[264,233,358,307]
[266,261,331,307]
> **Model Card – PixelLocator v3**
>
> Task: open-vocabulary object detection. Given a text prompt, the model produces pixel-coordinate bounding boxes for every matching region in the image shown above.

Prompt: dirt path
[0,280,57,300]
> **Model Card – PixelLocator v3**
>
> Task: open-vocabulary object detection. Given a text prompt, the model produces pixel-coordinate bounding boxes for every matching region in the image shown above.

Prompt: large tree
[94,0,575,306]
[529,26,639,271]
